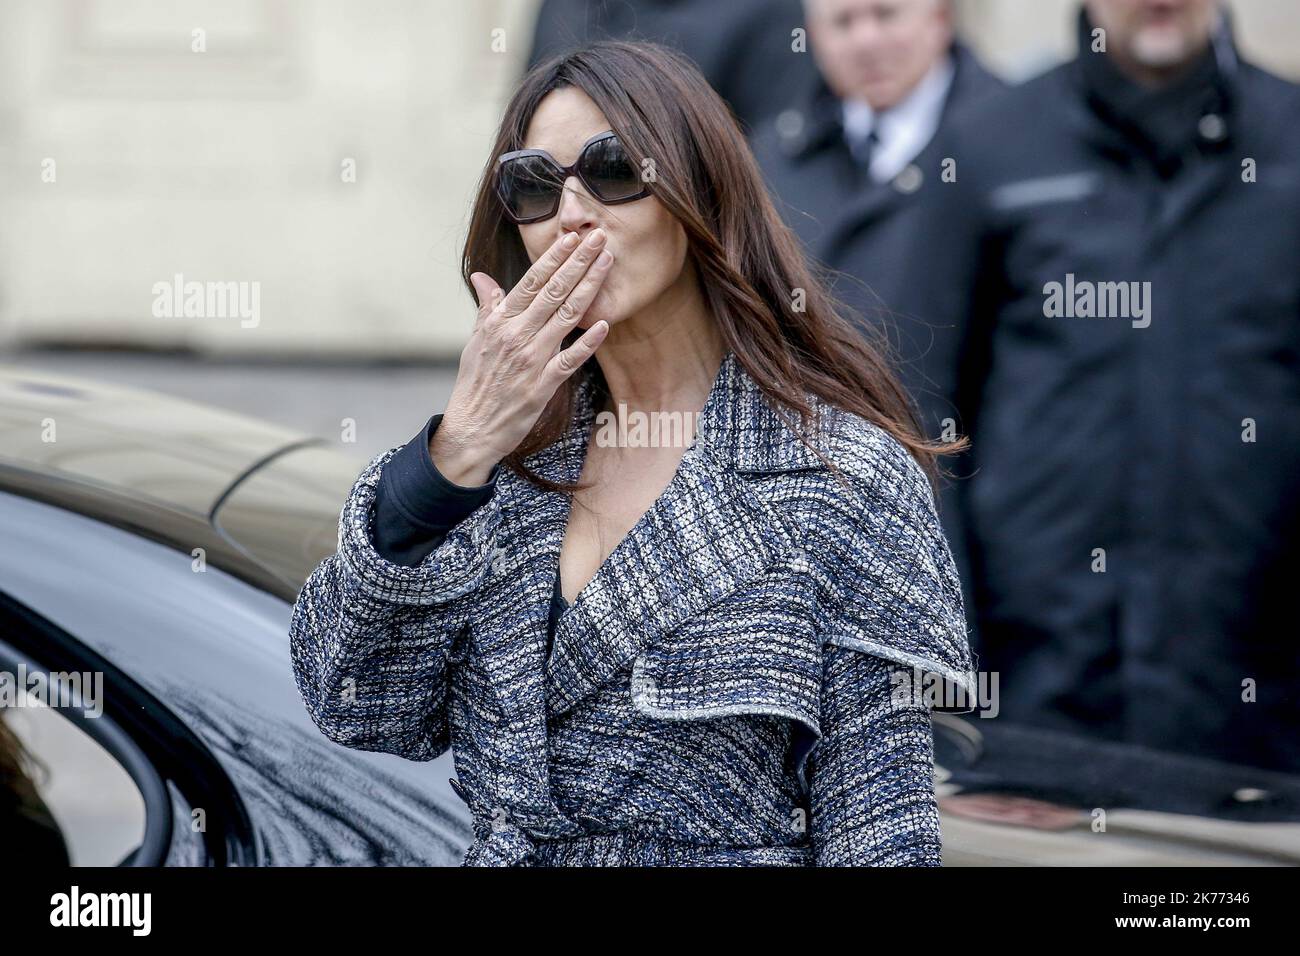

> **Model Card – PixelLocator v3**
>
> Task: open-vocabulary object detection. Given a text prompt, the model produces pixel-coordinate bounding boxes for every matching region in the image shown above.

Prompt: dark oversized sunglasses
[494,130,651,224]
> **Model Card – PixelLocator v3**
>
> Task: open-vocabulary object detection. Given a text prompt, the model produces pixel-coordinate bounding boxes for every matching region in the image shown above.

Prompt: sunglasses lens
[581,136,644,202]
[498,155,563,221]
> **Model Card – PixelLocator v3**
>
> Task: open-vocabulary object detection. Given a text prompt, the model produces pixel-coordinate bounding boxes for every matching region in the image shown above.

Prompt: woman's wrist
[428,417,497,487]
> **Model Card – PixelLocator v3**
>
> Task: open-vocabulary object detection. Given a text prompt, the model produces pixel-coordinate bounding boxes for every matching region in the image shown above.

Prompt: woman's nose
[556,176,599,235]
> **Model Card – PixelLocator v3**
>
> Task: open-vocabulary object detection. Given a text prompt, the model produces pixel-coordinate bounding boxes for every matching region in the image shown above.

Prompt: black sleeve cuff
[371,413,500,566]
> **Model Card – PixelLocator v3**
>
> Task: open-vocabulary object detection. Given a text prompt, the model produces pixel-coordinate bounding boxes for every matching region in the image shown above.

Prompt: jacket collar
[516,348,830,488]
[1069,5,1240,173]
[690,348,832,475]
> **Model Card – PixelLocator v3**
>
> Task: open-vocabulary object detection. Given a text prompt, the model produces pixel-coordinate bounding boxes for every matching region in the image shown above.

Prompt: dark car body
[0,367,1296,865]
[0,367,471,864]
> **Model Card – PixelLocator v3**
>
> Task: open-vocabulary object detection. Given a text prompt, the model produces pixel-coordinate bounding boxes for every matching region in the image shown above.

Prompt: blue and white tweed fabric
[289,349,977,866]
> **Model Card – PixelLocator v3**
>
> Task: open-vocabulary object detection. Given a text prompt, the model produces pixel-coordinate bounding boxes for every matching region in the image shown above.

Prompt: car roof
[0,365,311,516]
[0,365,362,598]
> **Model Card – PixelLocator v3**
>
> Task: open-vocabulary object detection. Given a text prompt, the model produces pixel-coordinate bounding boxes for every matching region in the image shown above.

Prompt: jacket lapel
[544,440,798,716]
[542,351,827,717]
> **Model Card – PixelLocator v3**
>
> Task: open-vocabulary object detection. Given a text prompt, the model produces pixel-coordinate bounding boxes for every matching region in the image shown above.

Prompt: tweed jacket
[289,349,977,866]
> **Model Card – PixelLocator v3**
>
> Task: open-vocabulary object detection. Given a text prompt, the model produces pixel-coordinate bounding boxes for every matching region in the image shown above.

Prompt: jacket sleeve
[371,413,499,566]
[289,441,503,762]
[806,418,976,865]
[808,646,942,865]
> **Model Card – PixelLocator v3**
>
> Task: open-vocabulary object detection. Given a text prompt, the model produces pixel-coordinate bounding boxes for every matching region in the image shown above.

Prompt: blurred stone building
[0,0,1296,359]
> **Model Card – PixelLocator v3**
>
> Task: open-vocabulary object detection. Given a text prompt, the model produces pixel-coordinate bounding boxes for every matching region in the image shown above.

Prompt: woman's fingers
[495,232,582,320]
[545,319,609,387]
[469,272,503,331]
[517,228,607,336]
[535,248,613,353]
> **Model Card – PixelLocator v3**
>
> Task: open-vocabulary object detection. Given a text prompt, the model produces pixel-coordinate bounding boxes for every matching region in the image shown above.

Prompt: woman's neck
[593,280,725,417]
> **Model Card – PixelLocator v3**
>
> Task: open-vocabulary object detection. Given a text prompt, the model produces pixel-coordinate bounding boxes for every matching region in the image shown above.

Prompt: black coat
[526,0,818,134]
[750,44,1005,433]
[901,12,1300,772]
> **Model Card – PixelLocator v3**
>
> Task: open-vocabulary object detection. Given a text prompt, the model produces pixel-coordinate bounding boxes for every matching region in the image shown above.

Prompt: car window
[2,696,145,865]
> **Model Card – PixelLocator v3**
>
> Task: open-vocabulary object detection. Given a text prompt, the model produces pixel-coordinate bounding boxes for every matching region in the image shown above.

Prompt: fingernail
[562,232,580,249]
[585,228,605,247]
[597,250,613,266]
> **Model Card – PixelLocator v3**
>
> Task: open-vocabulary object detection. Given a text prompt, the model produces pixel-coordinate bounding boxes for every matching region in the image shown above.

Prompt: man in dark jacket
[906,0,1300,772]
[750,0,1004,437]
[526,0,818,133]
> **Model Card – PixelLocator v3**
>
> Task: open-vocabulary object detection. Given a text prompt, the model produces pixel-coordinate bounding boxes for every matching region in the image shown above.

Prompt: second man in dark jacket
[903,0,1300,773]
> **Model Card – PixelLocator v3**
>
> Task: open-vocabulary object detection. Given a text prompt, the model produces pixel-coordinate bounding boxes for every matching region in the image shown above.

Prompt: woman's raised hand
[429,228,613,486]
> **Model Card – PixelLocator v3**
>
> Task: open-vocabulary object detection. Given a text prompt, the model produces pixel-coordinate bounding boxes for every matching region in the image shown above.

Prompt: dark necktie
[849,126,880,171]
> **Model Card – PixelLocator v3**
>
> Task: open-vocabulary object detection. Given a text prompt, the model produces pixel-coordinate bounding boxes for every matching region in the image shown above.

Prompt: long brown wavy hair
[461,40,965,491]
